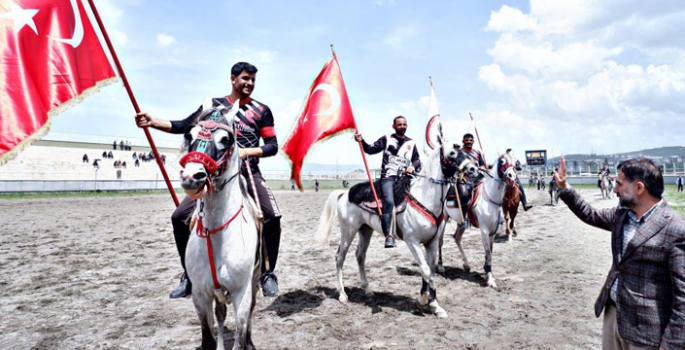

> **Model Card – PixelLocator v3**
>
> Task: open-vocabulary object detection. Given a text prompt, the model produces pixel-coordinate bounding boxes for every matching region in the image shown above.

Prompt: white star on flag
[0,1,39,35]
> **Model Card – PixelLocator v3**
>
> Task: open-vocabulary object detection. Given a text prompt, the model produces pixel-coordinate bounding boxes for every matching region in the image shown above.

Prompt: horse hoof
[437,265,445,274]
[339,294,348,304]
[434,307,448,318]
[487,281,499,290]
[463,265,471,272]
[417,294,429,307]
[364,289,374,298]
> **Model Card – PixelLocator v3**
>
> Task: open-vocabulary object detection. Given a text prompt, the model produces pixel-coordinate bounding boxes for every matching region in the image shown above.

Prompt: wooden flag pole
[331,45,382,216]
[469,112,488,166]
[87,0,179,207]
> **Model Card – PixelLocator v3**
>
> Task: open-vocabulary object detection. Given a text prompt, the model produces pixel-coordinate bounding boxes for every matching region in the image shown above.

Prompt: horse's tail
[315,190,346,244]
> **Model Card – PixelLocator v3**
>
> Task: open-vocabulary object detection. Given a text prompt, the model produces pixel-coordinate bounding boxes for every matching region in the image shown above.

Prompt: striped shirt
[170,96,277,172]
[610,200,663,302]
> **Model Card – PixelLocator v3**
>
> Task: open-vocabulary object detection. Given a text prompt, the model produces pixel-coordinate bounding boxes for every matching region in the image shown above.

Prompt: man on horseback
[353,116,421,248]
[504,149,533,211]
[134,61,283,298]
[455,133,487,221]
[598,164,610,187]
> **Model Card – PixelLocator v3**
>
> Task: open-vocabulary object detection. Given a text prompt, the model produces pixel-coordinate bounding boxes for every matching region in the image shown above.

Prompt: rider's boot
[169,272,192,299]
[519,186,533,211]
[380,213,395,248]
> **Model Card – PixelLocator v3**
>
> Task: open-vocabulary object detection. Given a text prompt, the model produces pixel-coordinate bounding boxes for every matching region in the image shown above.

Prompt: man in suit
[553,157,685,350]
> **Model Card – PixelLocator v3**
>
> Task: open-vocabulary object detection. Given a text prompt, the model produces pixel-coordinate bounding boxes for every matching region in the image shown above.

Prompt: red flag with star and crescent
[282,54,356,190]
[0,0,117,164]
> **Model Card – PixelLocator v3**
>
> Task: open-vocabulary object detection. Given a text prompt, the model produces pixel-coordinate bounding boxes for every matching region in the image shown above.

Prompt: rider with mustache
[135,62,282,299]
[354,116,421,248]
[457,133,487,219]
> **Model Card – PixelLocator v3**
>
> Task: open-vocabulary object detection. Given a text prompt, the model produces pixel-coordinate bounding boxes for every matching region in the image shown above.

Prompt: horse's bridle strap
[196,203,246,289]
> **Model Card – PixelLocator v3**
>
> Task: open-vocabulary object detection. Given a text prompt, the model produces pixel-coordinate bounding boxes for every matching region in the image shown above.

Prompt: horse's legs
[504,209,511,236]
[453,226,470,272]
[214,299,227,350]
[406,238,447,318]
[510,210,518,237]
[193,292,217,350]
[480,227,498,289]
[355,225,374,297]
[336,223,356,304]
[244,272,259,350]
[231,287,253,350]
[437,222,446,274]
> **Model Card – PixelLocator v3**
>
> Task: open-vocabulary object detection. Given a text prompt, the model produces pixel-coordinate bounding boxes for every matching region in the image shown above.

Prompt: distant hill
[549,146,685,164]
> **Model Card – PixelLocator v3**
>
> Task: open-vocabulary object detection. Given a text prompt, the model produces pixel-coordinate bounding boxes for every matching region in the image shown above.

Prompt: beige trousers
[603,304,649,350]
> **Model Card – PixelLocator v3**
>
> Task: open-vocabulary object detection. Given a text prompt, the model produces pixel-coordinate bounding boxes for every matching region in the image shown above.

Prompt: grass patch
[663,184,685,217]
[0,189,181,200]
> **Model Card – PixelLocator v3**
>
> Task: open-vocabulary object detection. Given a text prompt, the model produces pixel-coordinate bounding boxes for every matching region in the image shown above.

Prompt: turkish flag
[0,0,117,164]
[282,55,356,190]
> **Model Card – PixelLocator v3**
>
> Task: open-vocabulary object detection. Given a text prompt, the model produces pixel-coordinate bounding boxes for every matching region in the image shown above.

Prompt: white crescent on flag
[312,83,340,117]
[47,0,84,47]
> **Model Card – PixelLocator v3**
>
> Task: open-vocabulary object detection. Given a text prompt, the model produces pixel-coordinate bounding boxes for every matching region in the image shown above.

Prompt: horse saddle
[446,182,483,229]
[348,177,410,215]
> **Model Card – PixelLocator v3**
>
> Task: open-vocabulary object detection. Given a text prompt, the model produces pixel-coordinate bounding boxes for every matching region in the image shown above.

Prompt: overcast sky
[49,0,684,170]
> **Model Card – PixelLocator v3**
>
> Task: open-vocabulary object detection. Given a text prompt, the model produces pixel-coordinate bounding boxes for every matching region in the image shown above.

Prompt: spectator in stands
[93,159,99,169]
[113,140,116,150]
[315,179,319,192]
[102,151,107,158]
[82,154,89,163]
[132,153,137,160]
[119,140,124,150]
[678,176,683,192]
[108,151,113,159]
[135,159,140,167]
[161,154,166,164]
[116,169,122,179]
[122,161,127,168]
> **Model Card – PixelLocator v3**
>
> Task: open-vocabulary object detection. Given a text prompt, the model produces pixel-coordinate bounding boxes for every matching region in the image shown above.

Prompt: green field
[664,184,685,217]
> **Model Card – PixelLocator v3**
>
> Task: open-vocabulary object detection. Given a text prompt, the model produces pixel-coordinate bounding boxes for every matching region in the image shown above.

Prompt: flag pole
[331,45,382,216]
[87,0,179,207]
[469,112,487,166]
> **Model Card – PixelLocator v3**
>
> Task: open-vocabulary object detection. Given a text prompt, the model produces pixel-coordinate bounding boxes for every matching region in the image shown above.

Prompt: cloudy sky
[49,0,684,170]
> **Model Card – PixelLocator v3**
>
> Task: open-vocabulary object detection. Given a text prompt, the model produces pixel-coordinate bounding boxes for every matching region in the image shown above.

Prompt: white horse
[600,174,612,199]
[439,155,517,289]
[181,101,261,350]
[315,138,474,318]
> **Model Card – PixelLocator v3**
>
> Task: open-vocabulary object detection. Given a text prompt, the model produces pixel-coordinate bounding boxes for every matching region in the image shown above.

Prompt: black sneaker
[260,272,279,297]
[523,204,533,211]
[169,276,191,299]
[384,236,396,248]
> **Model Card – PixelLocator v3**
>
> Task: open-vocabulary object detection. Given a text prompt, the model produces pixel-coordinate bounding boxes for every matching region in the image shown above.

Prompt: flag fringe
[0,77,119,166]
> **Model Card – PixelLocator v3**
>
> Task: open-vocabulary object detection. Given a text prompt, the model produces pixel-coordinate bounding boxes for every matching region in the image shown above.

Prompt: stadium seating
[0,146,182,181]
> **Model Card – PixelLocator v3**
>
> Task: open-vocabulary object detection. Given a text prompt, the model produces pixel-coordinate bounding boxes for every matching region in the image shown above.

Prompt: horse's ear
[228,99,241,119]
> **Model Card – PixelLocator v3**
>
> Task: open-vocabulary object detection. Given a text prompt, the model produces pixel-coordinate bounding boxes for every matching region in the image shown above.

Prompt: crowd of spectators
[113,140,133,151]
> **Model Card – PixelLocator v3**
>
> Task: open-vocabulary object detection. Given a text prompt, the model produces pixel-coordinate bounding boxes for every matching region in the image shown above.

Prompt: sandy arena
[0,188,617,349]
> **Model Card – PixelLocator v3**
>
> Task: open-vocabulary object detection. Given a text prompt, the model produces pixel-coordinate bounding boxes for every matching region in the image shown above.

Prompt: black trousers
[171,170,282,279]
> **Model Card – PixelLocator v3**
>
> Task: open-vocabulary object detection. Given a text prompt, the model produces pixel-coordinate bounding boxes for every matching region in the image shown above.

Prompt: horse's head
[179,102,240,197]
[437,138,477,179]
[496,155,517,185]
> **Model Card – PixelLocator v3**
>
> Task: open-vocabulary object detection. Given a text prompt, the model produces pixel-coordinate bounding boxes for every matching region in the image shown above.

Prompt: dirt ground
[0,187,618,350]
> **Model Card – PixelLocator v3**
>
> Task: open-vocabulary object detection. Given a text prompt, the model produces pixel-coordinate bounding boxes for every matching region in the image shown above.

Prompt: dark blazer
[559,188,685,350]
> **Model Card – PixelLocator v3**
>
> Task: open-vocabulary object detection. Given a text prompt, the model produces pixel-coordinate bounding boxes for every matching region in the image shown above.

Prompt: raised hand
[553,157,568,189]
